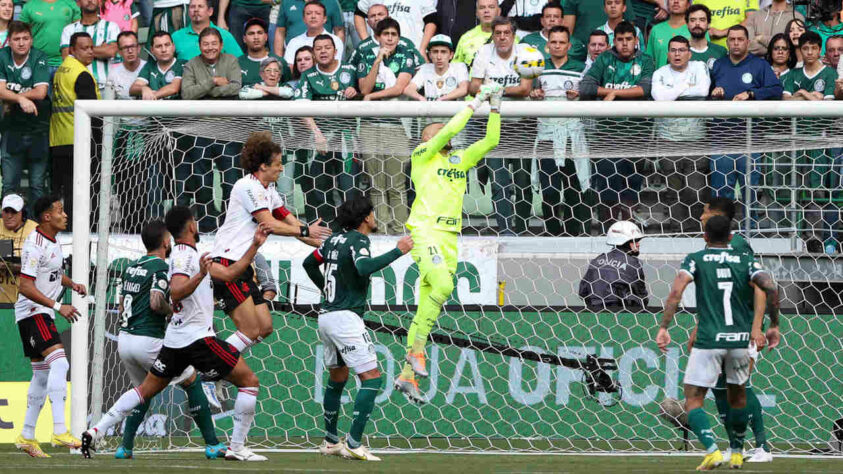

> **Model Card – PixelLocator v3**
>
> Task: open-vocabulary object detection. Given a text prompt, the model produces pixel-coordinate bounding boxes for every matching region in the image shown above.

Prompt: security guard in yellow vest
[50,32,100,226]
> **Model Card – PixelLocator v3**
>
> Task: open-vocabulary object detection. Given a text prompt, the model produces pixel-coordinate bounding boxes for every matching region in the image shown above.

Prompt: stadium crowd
[0,0,842,243]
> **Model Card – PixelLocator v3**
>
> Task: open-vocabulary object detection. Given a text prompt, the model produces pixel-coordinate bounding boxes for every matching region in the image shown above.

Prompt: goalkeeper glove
[489,86,503,112]
[469,82,502,109]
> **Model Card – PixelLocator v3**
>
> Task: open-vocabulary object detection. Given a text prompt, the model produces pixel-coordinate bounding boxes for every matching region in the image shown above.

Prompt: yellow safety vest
[50,55,100,147]
[0,219,37,303]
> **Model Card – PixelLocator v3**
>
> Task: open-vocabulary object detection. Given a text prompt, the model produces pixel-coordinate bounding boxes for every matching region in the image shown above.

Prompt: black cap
[244,17,268,33]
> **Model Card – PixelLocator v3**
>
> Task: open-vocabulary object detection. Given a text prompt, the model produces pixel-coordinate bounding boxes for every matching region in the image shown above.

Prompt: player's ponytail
[240,131,282,173]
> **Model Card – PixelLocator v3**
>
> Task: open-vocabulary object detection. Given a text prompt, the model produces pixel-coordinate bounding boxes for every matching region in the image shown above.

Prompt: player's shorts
[410,228,458,277]
[117,332,194,386]
[17,313,62,359]
[318,310,377,374]
[212,258,265,313]
[684,346,752,389]
[713,342,758,390]
[149,336,240,381]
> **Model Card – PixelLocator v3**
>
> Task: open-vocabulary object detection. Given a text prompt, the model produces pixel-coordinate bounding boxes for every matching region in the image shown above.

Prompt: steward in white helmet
[578,221,649,311]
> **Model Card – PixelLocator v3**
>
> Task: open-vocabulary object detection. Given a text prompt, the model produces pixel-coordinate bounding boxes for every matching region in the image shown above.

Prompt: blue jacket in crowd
[710,54,783,100]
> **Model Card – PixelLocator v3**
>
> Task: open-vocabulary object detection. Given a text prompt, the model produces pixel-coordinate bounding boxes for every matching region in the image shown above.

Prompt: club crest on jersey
[21,66,32,80]
[446,76,456,87]
[815,79,825,92]
[631,64,641,76]
[449,154,461,164]
[741,72,752,84]
[339,71,351,84]
[165,70,175,82]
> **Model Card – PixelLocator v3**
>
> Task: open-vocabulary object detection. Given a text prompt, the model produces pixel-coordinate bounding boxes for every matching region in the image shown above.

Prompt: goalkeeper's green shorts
[410,228,458,277]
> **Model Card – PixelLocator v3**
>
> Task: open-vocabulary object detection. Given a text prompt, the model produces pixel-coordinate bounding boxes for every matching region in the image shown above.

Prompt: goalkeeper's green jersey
[406,107,500,233]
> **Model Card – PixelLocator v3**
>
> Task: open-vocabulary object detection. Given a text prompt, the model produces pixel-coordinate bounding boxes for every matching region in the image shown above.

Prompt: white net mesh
[81,102,843,454]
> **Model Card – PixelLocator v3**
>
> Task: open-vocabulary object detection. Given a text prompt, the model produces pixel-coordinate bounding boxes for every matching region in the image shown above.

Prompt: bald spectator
[453,0,499,64]
[347,2,423,69]
[354,0,437,57]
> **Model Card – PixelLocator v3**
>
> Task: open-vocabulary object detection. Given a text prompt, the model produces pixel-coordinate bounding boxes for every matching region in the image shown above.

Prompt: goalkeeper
[394,82,503,404]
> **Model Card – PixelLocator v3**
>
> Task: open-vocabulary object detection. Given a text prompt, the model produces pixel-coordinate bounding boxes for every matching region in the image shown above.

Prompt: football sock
[121,400,151,451]
[729,406,749,451]
[94,387,144,435]
[347,376,382,449]
[46,349,69,435]
[184,377,220,445]
[231,387,258,451]
[745,387,768,451]
[323,379,345,444]
[22,361,49,439]
[713,388,737,449]
[688,407,718,453]
[226,331,255,354]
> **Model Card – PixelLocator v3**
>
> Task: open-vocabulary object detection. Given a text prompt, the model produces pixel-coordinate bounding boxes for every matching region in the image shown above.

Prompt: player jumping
[303,196,413,461]
[396,82,503,403]
[656,215,780,470]
[82,206,270,461]
[113,220,226,459]
[14,195,87,457]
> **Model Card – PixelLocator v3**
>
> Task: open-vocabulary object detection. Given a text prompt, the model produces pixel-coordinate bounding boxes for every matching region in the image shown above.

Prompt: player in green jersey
[114,220,226,460]
[303,196,413,461]
[391,81,503,403]
[657,215,780,470]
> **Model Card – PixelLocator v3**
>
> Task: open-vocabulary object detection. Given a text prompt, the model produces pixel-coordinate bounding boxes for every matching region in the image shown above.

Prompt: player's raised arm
[170,252,212,302]
[458,87,503,171]
[209,224,270,282]
[354,236,413,277]
[656,270,694,353]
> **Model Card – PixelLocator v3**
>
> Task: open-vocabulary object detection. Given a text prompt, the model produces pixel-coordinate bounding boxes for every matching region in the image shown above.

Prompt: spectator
[562,0,635,48]
[180,27,242,231]
[101,0,140,32]
[403,34,468,102]
[785,17,805,65]
[584,29,609,72]
[580,21,653,227]
[500,0,546,38]
[348,2,423,70]
[0,0,13,47]
[273,0,344,59]
[809,0,843,54]
[469,16,533,235]
[239,56,295,98]
[0,194,38,304]
[686,3,726,70]
[453,0,498,65]
[283,1,344,65]
[436,0,477,46]
[294,34,358,227]
[109,31,145,98]
[0,21,50,205]
[746,0,803,57]
[522,2,587,63]
[354,0,436,58]
[216,0,272,52]
[148,0,190,47]
[827,34,843,69]
[240,17,291,87]
[651,35,711,231]
[50,32,99,225]
[60,0,120,91]
[596,0,643,47]
[628,0,667,36]
[289,44,314,82]
[694,0,758,48]
[20,0,80,72]
[357,18,414,234]
[578,220,648,312]
[172,0,242,61]
[646,0,691,69]
[765,32,795,78]
[130,31,184,100]
[530,25,590,236]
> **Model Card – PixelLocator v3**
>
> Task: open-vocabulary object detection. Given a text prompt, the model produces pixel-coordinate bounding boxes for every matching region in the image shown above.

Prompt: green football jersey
[730,233,753,255]
[645,22,691,69]
[294,62,357,130]
[136,59,184,98]
[119,255,170,339]
[681,247,766,349]
[0,47,51,133]
[691,42,727,71]
[586,50,654,90]
[354,44,417,92]
[318,231,378,316]
[349,36,423,72]
[239,54,292,87]
[781,65,837,99]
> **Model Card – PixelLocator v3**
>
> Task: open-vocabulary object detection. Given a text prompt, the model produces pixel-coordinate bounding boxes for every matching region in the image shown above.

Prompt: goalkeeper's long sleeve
[354,248,404,277]
[459,112,500,171]
[414,106,475,161]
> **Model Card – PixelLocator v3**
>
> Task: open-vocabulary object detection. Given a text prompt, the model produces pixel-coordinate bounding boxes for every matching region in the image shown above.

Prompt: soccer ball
[513,46,545,79]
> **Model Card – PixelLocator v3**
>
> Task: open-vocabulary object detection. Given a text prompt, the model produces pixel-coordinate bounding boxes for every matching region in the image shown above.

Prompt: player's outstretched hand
[199,252,212,276]
[656,327,671,353]
[765,326,781,351]
[308,218,332,241]
[59,304,81,323]
[71,282,87,296]
[253,223,270,247]
[396,235,413,254]
[489,85,503,110]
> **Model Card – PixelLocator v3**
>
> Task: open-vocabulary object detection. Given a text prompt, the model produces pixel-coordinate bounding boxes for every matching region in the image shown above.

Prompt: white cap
[2,194,24,212]
[606,221,644,246]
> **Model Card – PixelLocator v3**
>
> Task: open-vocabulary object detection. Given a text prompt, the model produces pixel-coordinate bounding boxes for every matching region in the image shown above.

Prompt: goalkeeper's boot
[394,375,426,405]
[405,352,429,378]
[345,442,381,462]
[202,381,223,411]
[225,446,268,461]
[114,446,133,459]
[51,431,82,449]
[729,452,743,469]
[205,443,227,459]
[695,449,723,471]
[319,439,351,458]
[15,434,50,458]
[745,447,772,463]
[80,430,96,459]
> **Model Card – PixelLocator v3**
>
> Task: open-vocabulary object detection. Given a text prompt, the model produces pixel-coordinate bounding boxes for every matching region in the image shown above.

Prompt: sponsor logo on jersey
[339,345,357,355]
[703,252,741,264]
[436,216,459,227]
[715,332,749,342]
[203,369,219,379]
[488,75,522,88]
[126,266,149,277]
[152,359,166,373]
[387,3,411,14]
[437,168,467,181]
[711,6,742,18]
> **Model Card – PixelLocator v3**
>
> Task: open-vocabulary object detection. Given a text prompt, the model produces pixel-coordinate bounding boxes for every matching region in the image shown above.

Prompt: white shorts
[118,332,194,386]
[318,310,377,374]
[684,346,752,388]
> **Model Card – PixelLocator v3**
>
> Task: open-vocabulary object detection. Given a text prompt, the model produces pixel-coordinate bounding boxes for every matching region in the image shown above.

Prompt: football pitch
[0,447,840,474]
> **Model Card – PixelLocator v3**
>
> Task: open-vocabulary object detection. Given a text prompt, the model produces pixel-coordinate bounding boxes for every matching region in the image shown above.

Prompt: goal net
[72,100,843,454]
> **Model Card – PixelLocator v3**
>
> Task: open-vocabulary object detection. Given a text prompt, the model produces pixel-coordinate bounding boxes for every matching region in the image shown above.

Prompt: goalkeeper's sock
[323,379,346,444]
[728,406,749,451]
[347,376,382,449]
[183,378,220,446]
[121,400,151,451]
[230,387,258,451]
[714,388,737,448]
[688,407,718,453]
[745,387,769,452]
[226,331,255,354]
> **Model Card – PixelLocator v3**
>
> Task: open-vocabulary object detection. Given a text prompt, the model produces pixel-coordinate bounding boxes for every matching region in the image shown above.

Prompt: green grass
[1,446,840,474]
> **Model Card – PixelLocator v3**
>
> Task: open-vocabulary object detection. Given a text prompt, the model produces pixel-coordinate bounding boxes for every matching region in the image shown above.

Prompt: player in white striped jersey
[211,131,331,357]
[82,206,270,461]
[14,195,88,457]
